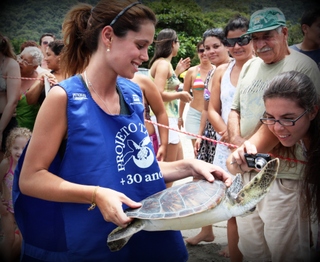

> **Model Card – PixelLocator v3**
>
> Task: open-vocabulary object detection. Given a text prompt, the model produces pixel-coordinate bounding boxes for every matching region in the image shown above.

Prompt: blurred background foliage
[0,0,317,69]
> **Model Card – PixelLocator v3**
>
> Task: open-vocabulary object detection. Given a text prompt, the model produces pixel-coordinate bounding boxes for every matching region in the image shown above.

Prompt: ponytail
[60,4,92,77]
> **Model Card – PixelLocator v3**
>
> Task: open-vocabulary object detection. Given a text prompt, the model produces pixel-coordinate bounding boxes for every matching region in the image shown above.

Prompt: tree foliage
[0,0,316,68]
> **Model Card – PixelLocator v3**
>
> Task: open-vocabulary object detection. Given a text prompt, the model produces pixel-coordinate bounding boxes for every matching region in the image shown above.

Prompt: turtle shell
[126,180,226,219]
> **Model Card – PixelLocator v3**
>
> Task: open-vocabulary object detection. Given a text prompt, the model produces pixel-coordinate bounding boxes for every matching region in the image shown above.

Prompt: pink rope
[2,75,43,81]
[145,119,237,149]
[145,119,307,165]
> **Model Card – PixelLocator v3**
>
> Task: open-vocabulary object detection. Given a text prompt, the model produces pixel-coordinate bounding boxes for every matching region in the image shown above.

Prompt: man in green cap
[227,7,320,262]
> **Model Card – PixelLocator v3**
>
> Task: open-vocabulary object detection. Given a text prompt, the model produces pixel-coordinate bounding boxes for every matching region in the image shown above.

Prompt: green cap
[244,7,286,35]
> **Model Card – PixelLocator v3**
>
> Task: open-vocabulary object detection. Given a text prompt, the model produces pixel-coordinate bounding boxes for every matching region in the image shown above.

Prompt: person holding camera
[226,7,320,262]
[227,71,320,261]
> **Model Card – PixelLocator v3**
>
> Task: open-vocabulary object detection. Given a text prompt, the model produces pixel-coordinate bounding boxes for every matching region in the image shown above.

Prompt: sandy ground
[174,104,319,261]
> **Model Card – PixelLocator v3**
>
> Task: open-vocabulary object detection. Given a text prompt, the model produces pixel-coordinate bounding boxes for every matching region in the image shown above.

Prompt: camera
[244,153,271,170]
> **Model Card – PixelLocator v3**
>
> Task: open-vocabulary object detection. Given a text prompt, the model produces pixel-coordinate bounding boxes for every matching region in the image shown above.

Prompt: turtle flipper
[107,219,145,252]
[231,158,279,217]
[226,173,243,199]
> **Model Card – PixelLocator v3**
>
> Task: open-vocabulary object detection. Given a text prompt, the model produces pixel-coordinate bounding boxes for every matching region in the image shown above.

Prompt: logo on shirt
[130,94,143,106]
[115,123,154,171]
[72,93,88,100]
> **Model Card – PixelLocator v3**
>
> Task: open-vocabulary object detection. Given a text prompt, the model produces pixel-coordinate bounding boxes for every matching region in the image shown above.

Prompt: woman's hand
[44,72,58,87]
[175,57,191,76]
[177,117,183,130]
[228,140,258,175]
[179,91,192,103]
[95,187,142,228]
[190,159,232,187]
[156,144,166,162]
[194,137,202,156]
[219,129,229,143]
[232,140,257,164]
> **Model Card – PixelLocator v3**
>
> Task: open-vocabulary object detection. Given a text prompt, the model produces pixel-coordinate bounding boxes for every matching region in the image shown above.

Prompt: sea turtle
[107,158,279,251]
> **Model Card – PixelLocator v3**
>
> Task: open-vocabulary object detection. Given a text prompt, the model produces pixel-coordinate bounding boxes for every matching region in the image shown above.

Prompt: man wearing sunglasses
[39,33,55,69]
[227,7,320,262]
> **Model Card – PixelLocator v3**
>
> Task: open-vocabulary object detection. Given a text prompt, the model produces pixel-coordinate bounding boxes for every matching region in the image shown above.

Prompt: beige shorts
[236,172,310,262]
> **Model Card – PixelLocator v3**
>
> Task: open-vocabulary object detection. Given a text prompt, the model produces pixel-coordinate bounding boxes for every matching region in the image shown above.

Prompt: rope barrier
[145,119,307,165]
[2,75,307,165]
[2,75,43,81]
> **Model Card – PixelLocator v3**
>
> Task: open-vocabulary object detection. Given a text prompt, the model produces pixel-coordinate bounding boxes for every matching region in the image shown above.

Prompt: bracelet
[88,186,99,211]
[178,117,183,121]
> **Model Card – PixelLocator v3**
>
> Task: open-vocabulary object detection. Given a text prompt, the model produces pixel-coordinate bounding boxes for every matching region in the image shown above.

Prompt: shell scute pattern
[126,180,226,219]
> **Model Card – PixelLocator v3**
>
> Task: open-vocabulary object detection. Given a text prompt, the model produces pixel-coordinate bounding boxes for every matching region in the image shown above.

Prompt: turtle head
[230,158,279,216]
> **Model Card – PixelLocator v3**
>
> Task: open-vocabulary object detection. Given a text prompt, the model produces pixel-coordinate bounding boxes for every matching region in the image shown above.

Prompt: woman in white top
[207,15,254,261]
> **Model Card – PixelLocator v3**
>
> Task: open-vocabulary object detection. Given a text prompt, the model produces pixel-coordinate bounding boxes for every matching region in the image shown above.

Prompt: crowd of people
[0,0,319,261]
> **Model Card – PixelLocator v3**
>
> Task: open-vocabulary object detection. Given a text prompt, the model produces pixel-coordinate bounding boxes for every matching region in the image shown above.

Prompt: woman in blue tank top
[12,1,231,262]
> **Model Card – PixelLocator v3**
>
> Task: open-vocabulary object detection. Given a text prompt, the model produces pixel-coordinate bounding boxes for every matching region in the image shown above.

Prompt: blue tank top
[13,75,188,262]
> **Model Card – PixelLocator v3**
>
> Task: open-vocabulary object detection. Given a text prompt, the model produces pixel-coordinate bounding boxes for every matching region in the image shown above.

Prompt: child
[0,127,31,262]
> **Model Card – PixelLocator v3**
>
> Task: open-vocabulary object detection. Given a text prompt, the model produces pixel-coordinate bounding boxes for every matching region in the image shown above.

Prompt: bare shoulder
[152,59,171,78]
[40,85,68,113]
[5,58,20,75]
[131,74,153,90]
[216,63,229,73]
[188,65,198,72]
[131,73,149,84]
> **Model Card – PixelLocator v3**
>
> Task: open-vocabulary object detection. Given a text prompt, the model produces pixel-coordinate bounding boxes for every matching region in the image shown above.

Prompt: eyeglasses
[109,1,141,27]
[198,49,205,53]
[260,109,308,126]
[225,36,251,47]
[17,55,33,66]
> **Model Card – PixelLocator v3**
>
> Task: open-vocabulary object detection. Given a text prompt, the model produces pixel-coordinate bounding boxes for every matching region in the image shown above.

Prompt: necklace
[84,71,119,115]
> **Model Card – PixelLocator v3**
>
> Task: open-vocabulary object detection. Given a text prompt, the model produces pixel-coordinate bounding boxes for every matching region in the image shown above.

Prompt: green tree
[0,0,306,56]
[145,0,236,69]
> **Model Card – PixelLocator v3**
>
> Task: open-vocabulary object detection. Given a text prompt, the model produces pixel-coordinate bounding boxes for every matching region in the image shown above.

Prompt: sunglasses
[42,41,49,45]
[225,36,251,47]
[198,49,205,53]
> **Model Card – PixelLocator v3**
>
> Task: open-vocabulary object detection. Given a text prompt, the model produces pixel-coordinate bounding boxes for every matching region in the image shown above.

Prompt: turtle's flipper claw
[107,219,145,251]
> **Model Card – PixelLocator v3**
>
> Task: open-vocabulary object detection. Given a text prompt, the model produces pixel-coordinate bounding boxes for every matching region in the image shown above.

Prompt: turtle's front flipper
[107,219,145,252]
[226,173,243,199]
[231,158,279,217]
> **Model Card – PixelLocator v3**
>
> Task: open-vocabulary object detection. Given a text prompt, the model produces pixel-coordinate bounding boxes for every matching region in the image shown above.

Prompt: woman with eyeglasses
[178,41,214,151]
[13,1,232,261]
[0,34,20,161]
[206,15,254,261]
[227,70,319,261]
[186,28,232,246]
[148,28,192,187]
[16,46,43,131]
